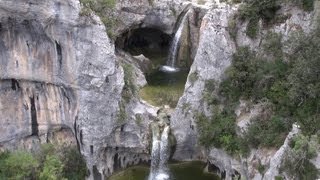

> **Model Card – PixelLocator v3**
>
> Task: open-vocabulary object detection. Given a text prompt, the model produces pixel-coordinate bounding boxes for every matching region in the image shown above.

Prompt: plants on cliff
[244,115,290,148]
[196,107,242,155]
[122,63,137,102]
[238,0,281,38]
[280,134,319,179]
[289,0,315,11]
[39,155,64,180]
[117,101,127,123]
[217,26,320,148]
[79,0,118,39]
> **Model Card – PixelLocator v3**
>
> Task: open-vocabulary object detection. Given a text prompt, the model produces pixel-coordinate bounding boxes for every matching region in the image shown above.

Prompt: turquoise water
[109,161,220,180]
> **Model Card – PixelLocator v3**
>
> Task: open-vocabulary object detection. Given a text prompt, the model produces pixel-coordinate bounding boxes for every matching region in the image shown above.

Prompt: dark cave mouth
[116,28,172,68]
[116,28,189,108]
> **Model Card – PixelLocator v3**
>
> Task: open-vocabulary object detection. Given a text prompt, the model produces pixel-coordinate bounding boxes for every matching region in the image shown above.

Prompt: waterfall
[160,10,190,73]
[149,124,171,180]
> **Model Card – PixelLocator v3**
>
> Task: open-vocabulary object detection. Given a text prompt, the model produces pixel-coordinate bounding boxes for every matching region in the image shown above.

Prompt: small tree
[4,151,38,179]
[40,155,65,180]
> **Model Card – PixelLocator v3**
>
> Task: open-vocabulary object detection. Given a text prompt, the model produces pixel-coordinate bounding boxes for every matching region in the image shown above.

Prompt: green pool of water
[139,70,188,107]
[109,161,220,180]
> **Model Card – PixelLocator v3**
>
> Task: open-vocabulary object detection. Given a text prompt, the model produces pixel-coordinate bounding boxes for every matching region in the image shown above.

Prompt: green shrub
[286,27,320,135]
[263,32,283,59]
[220,47,259,102]
[0,145,87,180]
[281,134,319,179]
[238,0,281,38]
[3,151,39,179]
[122,63,137,102]
[60,147,88,180]
[214,26,320,150]
[246,18,260,38]
[196,108,241,154]
[40,155,64,180]
[244,115,290,148]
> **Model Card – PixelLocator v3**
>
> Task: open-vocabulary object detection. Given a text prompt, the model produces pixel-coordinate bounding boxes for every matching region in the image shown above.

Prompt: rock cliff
[0,0,319,179]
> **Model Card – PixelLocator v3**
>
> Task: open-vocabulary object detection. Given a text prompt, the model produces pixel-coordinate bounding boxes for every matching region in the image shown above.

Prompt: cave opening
[116,27,190,108]
[116,28,171,67]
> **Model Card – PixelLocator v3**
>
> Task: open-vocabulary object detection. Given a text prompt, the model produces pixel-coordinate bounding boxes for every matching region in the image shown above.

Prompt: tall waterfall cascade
[149,110,171,180]
[160,9,191,73]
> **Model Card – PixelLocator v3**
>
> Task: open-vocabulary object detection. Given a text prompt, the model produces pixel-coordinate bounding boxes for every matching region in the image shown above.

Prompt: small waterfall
[149,123,161,180]
[158,126,170,175]
[149,121,171,180]
[160,10,191,73]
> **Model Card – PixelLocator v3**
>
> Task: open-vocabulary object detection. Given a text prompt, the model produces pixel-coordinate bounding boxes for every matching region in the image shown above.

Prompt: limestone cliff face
[171,4,237,161]
[0,0,155,179]
[171,1,320,179]
[1,0,319,179]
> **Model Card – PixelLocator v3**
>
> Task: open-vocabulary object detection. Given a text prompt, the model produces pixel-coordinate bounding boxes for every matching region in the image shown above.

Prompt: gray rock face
[1,0,319,179]
[0,0,155,179]
[171,4,237,161]
[171,1,319,180]
[114,0,188,35]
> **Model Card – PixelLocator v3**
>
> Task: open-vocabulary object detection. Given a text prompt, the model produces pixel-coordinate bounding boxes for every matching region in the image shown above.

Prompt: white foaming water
[155,173,169,180]
[159,126,170,171]
[149,125,171,180]
[166,9,191,69]
[159,65,180,73]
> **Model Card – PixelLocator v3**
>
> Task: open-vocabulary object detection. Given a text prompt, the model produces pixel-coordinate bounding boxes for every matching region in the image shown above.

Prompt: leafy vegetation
[122,63,137,103]
[0,145,87,180]
[197,25,320,158]
[280,134,319,179]
[238,0,281,38]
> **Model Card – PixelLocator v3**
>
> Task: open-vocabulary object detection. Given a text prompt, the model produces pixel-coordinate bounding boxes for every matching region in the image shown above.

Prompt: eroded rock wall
[0,0,155,179]
[172,1,320,180]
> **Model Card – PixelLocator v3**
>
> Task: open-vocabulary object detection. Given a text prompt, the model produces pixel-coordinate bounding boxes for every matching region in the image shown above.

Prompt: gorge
[0,0,320,180]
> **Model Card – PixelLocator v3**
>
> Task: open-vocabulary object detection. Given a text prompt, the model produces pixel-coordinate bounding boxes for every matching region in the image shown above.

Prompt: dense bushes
[197,25,320,157]
[0,144,87,180]
[280,134,319,179]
